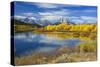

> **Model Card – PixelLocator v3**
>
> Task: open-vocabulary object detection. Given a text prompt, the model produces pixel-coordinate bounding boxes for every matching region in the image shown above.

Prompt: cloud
[39,12,53,16]
[34,3,84,9]
[52,9,70,16]
[68,16,84,24]
[68,16,80,19]
[71,19,84,24]
[81,16,97,20]
[40,15,62,22]
[81,16,97,23]
[68,16,97,24]
[14,15,36,19]
[23,13,35,16]
[34,3,60,8]
[39,9,70,16]
[22,12,41,19]
[14,15,26,20]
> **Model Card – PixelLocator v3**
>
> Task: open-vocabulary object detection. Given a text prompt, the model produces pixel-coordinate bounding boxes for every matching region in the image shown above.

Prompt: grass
[78,43,97,52]
[64,52,96,62]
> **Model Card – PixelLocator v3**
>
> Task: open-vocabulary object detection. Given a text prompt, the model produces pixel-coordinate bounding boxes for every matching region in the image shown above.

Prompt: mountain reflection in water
[14,32,85,56]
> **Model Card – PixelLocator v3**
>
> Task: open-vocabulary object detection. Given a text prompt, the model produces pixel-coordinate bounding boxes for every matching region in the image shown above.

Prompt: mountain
[11,18,42,28]
[67,21,76,25]
[12,16,96,27]
[12,16,80,27]
[13,16,52,26]
[39,19,53,26]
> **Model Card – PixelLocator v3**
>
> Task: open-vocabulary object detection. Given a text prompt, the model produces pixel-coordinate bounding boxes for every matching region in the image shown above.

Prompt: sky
[12,1,97,24]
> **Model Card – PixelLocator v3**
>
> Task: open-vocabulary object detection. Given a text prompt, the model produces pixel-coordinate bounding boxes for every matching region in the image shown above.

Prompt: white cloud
[52,9,70,16]
[39,9,70,16]
[68,16,84,24]
[35,3,59,8]
[14,15,26,20]
[41,15,62,21]
[39,12,53,16]
[23,13,34,16]
[68,16,80,19]
[81,16,97,23]
[67,16,97,24]
[71,19,84,24]
[14,15,36,20]
[81,16,96,20]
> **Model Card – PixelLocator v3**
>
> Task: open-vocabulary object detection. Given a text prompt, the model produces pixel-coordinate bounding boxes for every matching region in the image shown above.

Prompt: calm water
[14,32,85,56]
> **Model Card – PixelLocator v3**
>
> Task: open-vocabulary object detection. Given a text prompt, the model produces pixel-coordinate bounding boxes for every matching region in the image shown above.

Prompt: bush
[79,43,97,52]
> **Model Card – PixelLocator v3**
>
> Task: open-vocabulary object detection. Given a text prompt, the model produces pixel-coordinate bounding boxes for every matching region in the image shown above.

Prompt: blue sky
[13,1,97,24]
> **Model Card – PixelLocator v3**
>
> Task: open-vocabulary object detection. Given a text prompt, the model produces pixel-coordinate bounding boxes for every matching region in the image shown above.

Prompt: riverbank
[15,41,97,65]
[15,52,96,65]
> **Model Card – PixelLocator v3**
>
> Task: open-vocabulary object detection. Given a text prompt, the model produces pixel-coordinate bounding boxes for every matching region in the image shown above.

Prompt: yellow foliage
[43,23,97,32]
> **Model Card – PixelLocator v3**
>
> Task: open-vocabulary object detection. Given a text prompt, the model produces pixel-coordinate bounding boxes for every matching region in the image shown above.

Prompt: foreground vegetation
[15,41,97,65]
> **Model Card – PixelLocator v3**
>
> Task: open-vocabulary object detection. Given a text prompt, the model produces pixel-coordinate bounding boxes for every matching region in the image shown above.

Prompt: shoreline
[15,42,97,65]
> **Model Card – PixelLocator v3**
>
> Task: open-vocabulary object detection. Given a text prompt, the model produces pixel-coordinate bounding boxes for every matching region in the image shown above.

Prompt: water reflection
[14,32,86,56]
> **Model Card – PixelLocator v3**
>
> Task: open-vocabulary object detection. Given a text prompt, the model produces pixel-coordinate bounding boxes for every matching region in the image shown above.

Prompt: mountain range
[12,16,95,27]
